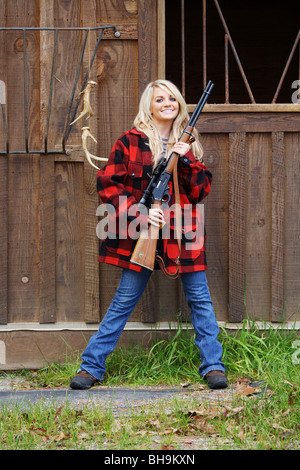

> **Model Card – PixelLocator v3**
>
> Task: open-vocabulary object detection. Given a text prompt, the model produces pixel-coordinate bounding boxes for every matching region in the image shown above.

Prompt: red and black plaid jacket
[96,128,212,274]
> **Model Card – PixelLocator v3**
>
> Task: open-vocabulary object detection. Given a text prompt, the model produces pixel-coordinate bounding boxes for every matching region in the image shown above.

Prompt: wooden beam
[245,133,272,320]
[82,0,100,323]
[8,155,40,322]
[202,133,229,321]
[40,154,56,323]
[157,0,165,79]
[196,113,300,133]
[228,133,246,322]
[271,132,285,321]
[0,156,7,324]
[0,0,7,324]
[188,104,300,113]
[138,0,158,95]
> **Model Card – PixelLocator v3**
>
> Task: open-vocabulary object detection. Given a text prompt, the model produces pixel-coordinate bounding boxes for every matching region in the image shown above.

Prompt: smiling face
[150,86,179,126]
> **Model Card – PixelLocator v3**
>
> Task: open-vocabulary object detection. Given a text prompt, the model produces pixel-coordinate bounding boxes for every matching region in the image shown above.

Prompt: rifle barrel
[189,80,214,127]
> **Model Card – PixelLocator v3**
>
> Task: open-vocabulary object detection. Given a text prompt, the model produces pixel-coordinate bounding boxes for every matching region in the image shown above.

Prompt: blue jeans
[80,268,225,380]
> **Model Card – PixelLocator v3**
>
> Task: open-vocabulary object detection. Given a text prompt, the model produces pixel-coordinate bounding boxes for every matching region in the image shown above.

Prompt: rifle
[130,80,214,271]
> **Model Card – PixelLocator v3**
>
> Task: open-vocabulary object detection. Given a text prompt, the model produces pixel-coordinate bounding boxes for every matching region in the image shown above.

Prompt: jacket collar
[128,127,148,139]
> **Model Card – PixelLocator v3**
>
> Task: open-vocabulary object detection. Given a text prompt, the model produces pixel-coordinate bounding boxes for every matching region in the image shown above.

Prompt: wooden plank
[96,3,138,39]
[0,330,95,369]
[283,132,300,322]
[189,104,300,113]
[97,0,138,23]
[138,0,158,95]
[50,1,86,324]
[8,155,40,322]
[0,0,7,323]
[6,0,40,152]
[157,0,166,79]
[40,154,56,323]
[40,0,55,153]
[228,133,246,322]
[6,0,40,151]
[0,0,7,154]
[102,23,138,39]
[55,162,85,322]
[196,113,300,133]
[201,134,229,321]
[245,133,272,320]
[271,132,285,321]
[0,156,8,324]
[39,0,56,323]
[82,0,100,323]
[50,0,83,150]
[0,327,172,370]
[97,40,138,152]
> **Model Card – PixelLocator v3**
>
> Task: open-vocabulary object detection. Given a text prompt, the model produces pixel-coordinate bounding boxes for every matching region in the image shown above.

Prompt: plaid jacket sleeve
[96,133,148,237]
[178,151,213,204]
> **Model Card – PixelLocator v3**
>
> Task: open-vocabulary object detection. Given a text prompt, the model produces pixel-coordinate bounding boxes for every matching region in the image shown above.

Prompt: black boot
[205,370,228,389]
[70,370,100,390]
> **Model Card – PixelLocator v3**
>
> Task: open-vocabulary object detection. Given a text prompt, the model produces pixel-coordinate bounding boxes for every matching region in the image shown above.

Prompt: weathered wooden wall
[0,0,299,369]
[197,115,300,325]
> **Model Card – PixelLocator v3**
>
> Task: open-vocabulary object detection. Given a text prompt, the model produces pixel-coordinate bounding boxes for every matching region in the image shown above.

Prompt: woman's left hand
[172,141,190,156]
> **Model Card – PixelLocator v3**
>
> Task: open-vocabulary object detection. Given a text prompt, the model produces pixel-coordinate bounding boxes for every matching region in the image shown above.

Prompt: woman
[70,80,228,390]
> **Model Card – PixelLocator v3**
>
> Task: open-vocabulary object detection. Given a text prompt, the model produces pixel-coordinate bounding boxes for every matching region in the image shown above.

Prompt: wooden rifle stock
[130,200,162,270]
[130,81,214,271]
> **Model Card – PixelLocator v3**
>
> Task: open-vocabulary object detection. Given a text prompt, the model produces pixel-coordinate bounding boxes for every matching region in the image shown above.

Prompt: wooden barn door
[0,0,189,335]
[0,0,162,370]
[162,0,300,325]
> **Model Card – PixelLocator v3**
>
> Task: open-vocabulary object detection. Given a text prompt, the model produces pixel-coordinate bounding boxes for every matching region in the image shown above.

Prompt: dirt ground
[0,376,275,450]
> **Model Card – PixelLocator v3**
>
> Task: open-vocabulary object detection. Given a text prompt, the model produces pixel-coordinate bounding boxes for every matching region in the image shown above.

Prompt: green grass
[0,320,299,450]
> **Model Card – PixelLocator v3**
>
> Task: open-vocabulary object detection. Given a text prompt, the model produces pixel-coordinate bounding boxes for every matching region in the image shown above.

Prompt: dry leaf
[235,384,257,396]
[188,406,222,420]
[191,420,217,435]
[54,404,64,423]
[30,427,47,436]
[54,431,70,442]
[110,419,123,434]
[148,419,161,428]
[181,381,191,388]
[273,424,291,434]
[222,405,244,417]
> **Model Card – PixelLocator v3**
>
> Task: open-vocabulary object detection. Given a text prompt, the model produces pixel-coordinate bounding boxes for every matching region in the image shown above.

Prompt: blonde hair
[133,80,203,167]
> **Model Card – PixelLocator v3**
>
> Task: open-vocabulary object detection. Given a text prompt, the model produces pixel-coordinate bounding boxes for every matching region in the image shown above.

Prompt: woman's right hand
[148,207,165,227]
